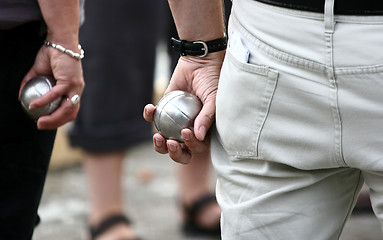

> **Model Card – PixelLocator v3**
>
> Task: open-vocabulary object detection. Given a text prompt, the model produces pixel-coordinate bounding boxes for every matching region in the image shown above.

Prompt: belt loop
[323,0,344,165]
[324,0,335,70]
[324,0,335,34]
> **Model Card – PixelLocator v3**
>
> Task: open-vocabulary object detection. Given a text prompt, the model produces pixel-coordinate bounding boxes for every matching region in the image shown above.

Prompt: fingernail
[183,131,191,141]
[29,104,34,110]
[199,125,207,139]
[168,143,177,152]
[155,139,163,147]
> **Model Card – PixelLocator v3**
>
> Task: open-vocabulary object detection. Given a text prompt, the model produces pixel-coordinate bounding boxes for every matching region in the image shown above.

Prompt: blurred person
[0,0,84,239]
[68,0,220,239]
[144,0,383,239]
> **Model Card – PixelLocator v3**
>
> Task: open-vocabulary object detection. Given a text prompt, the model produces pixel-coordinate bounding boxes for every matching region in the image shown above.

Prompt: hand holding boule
[153,90,202,142]
[20,75,62,120]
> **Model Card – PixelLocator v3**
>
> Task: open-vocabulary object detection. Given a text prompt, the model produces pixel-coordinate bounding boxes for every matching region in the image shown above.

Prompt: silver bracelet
[44,40,84,60]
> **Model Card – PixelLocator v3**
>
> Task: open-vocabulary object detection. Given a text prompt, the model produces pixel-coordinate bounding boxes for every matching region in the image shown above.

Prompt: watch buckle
[193,41,208,57]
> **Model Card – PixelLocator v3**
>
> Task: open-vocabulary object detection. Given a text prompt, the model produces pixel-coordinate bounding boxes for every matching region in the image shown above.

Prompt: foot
[182,194,221,237]
[192,200,221,229]
[89,214,142,240]
[92,224,138,240]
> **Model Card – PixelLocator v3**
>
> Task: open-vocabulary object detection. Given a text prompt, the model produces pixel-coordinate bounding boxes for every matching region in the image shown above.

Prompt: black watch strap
[170,36,227,57]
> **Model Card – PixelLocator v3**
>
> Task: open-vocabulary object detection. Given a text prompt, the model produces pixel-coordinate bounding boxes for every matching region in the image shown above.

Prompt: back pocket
[216,52,278,158]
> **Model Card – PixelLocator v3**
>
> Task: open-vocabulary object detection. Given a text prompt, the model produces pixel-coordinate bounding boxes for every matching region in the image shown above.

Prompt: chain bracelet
[44,40,84,60]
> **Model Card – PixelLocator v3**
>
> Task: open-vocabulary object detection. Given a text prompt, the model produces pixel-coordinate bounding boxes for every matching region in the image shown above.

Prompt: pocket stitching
[217,53,278,159]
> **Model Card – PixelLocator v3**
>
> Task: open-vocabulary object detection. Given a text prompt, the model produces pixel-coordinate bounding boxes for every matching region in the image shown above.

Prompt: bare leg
[354,183,372,213]
[176,155,221,229]
[85,151,138,240]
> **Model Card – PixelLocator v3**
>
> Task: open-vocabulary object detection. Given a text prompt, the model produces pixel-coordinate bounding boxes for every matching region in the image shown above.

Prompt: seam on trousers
[335,64,383,75]
[230,13,327,73]
[337,171,364,239]
[231,9,383,76]
[324,0,346,167]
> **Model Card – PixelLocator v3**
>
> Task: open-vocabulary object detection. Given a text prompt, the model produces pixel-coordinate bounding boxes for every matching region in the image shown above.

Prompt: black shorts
[68,0,167,152]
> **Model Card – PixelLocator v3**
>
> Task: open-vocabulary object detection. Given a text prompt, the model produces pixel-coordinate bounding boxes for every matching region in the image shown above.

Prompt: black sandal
[89,214,142,240]
[182,194,221,237]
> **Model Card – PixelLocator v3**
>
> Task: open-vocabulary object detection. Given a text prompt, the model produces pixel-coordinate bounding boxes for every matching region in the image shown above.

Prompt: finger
[153,133,168,154]
[37,109,78,129]
[167,139,191,164]
[29,84,67,109]
[37,100,78,129]
[143,104,156,122]
[181,128,202,151]
[193,98,215,141]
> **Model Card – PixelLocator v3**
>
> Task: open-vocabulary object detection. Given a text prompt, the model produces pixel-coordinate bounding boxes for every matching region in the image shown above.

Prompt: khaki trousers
[213,0,383,239]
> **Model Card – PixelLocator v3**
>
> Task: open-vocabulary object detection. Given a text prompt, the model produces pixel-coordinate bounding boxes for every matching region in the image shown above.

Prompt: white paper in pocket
[228,30,250,63]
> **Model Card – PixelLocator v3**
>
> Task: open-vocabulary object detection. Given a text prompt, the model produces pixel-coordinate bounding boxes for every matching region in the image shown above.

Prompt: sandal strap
[182,194,221,236]
[185,194,217,222]
[89,214,131,239]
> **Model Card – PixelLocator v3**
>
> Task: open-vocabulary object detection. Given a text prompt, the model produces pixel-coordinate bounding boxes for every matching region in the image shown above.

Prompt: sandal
[182,194,221,237]
[89,214,143,240]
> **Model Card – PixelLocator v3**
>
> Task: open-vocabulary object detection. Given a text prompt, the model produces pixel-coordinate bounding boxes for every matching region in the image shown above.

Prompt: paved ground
[33,141,383,240]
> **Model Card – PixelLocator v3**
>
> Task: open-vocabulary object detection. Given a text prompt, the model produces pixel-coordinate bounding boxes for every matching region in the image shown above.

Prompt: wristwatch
[170,35,227,57]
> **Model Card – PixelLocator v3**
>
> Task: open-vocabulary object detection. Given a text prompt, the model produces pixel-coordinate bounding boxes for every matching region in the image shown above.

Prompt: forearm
[38,0,80,49]
[168,0,225,41]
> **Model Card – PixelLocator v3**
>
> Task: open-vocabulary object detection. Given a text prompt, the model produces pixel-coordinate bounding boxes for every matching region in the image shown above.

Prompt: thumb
[193,99,215,141]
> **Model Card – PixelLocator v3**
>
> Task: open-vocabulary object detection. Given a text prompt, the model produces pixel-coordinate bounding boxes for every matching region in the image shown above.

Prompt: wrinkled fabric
[213,0,383,239]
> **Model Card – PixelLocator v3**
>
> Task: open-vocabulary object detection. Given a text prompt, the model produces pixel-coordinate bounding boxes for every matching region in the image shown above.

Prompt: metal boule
[154,90,202,142]
[20,75,62,120]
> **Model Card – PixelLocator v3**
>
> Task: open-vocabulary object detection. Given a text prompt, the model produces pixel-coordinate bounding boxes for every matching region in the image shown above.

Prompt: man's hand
[144,104,211,164]
[143,51,224,164]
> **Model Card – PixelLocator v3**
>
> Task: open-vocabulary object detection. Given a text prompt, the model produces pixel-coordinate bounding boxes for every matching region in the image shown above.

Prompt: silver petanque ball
[20,75,62,120]
[154,90,202,142]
